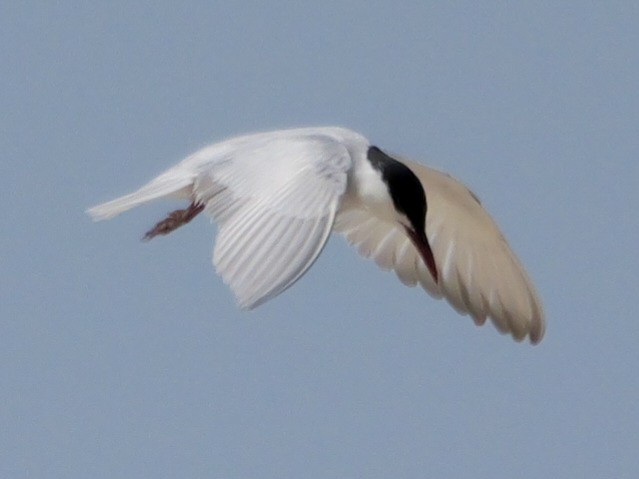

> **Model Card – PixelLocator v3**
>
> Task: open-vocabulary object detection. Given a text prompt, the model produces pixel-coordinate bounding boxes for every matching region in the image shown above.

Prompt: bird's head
[367,146,439,283]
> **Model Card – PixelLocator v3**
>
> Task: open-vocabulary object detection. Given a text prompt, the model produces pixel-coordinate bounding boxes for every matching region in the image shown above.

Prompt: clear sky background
[2,2,638,478]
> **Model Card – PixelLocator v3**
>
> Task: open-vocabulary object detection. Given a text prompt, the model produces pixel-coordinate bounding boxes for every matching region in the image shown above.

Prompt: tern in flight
[88,127,545,344]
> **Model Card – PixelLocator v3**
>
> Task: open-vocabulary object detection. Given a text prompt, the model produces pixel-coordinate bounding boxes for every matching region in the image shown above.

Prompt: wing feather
[394,237,420,287]
[336,158,545,344]
[214,205,337,309]
[198,135,352,309]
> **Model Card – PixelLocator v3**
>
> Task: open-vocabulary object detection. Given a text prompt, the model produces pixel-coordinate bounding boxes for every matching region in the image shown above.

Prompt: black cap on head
[367,146,427,232]
[367,145,438,282]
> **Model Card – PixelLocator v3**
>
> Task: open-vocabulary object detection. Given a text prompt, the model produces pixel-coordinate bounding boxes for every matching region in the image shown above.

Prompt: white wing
[335,158,545,344]
[194,135,352,309]
[86,127,360,309]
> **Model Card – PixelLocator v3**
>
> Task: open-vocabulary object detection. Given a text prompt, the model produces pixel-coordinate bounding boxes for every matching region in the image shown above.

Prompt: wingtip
[528,317,546,345]
[471,307,545,345]
[512,313,546,345]
[236,294,263,311]
[526,292,546,345]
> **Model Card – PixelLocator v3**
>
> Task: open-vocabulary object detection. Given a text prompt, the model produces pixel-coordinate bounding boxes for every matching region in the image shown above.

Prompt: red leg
[143,202,205,241]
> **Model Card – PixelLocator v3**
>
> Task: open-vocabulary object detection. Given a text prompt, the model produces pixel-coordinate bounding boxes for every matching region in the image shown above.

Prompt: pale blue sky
[2,2,638,478]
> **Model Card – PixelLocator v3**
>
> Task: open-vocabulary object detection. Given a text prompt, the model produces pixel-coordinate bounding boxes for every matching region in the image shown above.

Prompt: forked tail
[86,171,194,221]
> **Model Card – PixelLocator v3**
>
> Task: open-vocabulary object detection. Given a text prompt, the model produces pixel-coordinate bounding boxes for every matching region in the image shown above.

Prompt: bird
[87,126,545,344]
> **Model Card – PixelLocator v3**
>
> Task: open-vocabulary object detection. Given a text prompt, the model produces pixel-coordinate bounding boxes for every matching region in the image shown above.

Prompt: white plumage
[88,127,545,344]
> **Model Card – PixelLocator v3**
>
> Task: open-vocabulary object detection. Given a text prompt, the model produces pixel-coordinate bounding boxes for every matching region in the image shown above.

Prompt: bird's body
[88,126,545,344]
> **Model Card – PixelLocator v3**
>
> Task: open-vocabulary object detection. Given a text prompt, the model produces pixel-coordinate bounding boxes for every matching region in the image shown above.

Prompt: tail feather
[87,172,194,221]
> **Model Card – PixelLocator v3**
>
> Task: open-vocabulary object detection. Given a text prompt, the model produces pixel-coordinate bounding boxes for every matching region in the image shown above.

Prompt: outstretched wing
[194,135,353,309]
[335,158,545,344]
